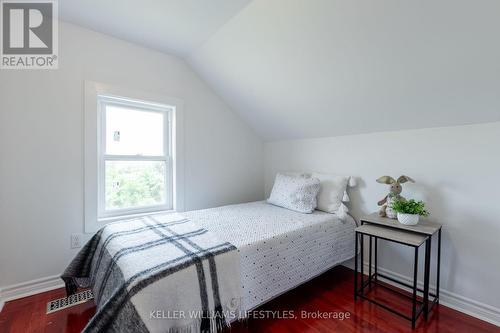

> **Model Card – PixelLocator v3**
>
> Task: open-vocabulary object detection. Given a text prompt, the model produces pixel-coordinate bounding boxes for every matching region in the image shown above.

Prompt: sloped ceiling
[188,0,500,140]
[59,0,251,57]
[60,0,500,141]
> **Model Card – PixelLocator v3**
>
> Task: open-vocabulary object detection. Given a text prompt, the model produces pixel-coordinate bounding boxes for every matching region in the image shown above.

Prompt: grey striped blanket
[62,213,241,333]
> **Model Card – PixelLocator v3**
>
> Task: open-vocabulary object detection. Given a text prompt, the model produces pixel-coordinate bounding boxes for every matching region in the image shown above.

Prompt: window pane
[105,104,164,156]
[105,161,167,210]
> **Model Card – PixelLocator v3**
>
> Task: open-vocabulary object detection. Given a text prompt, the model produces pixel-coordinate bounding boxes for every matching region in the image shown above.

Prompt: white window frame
[97,95,173,218]
[85,81,184,233]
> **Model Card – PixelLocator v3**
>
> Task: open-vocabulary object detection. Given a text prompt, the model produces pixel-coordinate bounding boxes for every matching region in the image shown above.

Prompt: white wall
[265,122,500,320]
[0,22,264,289]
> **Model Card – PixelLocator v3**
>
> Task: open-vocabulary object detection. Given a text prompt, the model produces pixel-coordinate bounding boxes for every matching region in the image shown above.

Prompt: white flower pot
[397,213,419,225]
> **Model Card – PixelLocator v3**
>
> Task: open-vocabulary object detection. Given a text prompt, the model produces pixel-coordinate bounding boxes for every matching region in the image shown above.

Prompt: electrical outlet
[71,234,82,249]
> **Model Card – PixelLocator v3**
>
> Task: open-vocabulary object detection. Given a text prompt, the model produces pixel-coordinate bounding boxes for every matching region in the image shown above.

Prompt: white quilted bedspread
[184,201,356,311]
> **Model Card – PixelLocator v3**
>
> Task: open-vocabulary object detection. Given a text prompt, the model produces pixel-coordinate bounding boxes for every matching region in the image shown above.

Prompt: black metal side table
[354,213,442,329]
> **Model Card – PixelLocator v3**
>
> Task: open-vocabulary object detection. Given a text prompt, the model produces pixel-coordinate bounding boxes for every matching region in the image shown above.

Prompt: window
[98,96,173,218]
[85,82,184,233]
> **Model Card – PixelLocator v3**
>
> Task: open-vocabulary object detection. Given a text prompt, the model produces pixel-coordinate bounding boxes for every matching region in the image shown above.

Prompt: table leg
[369,236,372,288]
[437,228,441,304]
[360,233,364,295]
[412,246,419,329]
[354,231,358,300]
[423,237,431,319]
[374,237,378,282]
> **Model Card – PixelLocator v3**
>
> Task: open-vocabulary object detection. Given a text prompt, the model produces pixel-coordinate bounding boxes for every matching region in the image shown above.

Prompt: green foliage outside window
[105,161,166,210]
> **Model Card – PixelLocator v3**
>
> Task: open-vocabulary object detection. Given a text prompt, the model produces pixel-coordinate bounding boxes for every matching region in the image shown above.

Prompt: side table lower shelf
[354,223,440,329]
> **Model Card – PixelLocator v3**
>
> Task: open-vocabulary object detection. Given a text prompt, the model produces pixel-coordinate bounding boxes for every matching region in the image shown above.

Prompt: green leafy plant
[391,199,429,216]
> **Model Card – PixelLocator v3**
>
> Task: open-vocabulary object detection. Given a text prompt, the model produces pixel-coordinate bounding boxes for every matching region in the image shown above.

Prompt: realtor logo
[1,0,58,69]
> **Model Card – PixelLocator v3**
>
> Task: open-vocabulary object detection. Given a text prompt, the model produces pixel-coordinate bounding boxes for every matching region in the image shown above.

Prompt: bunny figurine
[377,175,415,218]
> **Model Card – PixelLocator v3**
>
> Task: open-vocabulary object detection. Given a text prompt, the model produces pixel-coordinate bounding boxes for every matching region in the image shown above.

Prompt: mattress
[184,201,356,312]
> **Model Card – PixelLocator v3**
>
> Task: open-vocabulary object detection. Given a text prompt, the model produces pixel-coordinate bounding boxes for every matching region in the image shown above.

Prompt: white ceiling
[189,0,500,140]
[59,0,251,57]
[61,0,500,141]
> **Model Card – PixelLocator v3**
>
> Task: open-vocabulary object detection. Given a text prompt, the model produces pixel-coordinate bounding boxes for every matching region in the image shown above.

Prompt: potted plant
[391,199,429,225]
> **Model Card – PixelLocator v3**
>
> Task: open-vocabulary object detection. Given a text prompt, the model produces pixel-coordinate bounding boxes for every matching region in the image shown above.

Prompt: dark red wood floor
[0,266,498,333]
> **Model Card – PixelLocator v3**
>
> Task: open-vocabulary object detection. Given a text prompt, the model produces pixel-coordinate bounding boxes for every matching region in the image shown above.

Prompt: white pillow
[267,173,321,213]
[312,172,350,218]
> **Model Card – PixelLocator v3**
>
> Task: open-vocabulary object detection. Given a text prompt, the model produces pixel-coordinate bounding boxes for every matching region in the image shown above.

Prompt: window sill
[98,209,177,224]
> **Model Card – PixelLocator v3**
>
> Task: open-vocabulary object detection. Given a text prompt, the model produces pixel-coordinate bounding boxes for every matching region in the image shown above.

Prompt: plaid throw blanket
[62,213,241,333]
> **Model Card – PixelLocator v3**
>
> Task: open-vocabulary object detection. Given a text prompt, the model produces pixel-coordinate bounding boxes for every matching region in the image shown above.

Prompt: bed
[184,200,356,312]
[63,200,356,332]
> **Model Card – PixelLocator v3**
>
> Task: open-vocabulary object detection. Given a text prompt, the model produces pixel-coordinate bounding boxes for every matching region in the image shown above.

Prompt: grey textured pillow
[267,173,321,213]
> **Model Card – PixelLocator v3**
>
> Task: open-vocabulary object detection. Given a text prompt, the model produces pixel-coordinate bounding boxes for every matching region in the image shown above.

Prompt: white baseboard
[0,275,65,312]
[344,262,500,327]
